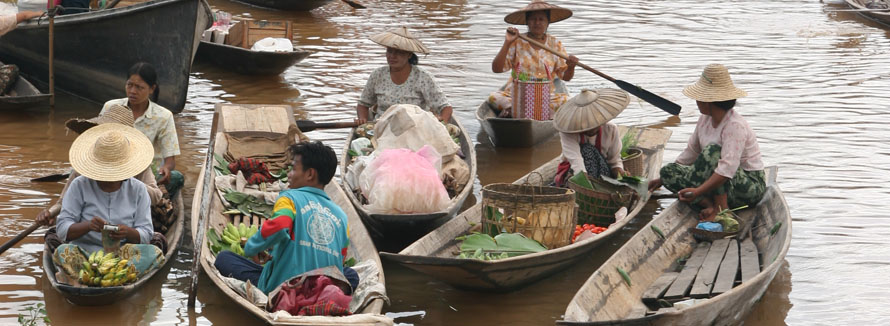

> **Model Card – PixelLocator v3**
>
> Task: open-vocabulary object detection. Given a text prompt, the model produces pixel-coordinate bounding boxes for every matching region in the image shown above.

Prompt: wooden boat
[195,41,310,75]
[192,104,390,325]
[380,127,672,292]
[845,0,890,26]
[42,192,185,306]
[230,0,333,11]
[475,80,568,148]
[0,0,212,113]
[0,61,51,110]
[340,115,478,248]
[557,167,789,325]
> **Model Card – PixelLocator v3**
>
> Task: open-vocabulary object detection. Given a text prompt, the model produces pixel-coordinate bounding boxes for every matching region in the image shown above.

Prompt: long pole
[0,223,40,255]
[187,135,217,307]
[48,4,55,107]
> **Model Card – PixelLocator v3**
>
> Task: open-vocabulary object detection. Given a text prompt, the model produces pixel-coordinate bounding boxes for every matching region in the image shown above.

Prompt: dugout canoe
[557,167,789,325]
[230,0,333,11]
[475,79,568,148]
[340,115,477,248]
[0,60,51,110]
[380,127,672,292]
[845,0,890,26]
[191,104,390,325]
[42,192,185,306]
[0,0,212,113]
[195,41,310,75]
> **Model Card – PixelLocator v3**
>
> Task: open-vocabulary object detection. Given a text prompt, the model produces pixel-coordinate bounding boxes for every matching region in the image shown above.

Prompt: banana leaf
[601,175,649,199]
[569,172,595,190]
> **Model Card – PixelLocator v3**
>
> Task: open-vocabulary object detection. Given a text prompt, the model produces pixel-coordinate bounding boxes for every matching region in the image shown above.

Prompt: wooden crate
[225,20,293,49]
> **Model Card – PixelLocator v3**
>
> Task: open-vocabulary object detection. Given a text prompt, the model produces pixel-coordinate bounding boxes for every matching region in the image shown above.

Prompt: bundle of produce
[208,222,258,256]
[77,250,138,287]
[454,233,547,261]
[222,190,274,218]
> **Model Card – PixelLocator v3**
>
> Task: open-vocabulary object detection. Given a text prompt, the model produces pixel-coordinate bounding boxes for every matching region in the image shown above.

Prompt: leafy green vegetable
[569,172,595,190]
[347,149,360,158]
[620,128,639,159]
[618,267,632,286]
[456,233,547,261]
[214,153,231,175]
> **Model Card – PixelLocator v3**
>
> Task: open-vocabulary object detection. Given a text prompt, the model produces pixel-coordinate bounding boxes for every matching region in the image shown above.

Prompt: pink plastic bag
[360,146,450,214]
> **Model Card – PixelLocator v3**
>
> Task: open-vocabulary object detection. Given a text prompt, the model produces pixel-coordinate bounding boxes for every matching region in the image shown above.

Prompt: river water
[2,0,889,324]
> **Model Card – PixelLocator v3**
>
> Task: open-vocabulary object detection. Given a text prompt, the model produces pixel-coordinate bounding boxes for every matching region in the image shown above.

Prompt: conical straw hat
[69,123,154,182]
[505,0,573,25]
[65,104,135,134]
[682,64,748,102]
[369,26,430,54]
[554,88,629,133]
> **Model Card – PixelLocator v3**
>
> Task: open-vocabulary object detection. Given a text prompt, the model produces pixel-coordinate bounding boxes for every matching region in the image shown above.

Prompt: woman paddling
[649,64,766,221]
[488,0,579,117]
[355,26,453,124]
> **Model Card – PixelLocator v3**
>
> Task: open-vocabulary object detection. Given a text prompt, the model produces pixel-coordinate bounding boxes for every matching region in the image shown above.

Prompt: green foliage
[343,257,357,268]
[223,190,273,218]
[620,128,639,159]
[456,233,547,261]
[17,303,50,326]
[213,153,231,175]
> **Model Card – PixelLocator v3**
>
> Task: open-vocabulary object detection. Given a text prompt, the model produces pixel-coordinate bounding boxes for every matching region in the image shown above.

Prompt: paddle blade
[613,79,681,115]
[31,173,69,182]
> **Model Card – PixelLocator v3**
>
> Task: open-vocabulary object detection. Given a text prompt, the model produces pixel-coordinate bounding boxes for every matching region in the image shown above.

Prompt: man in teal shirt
[215,141,356,294]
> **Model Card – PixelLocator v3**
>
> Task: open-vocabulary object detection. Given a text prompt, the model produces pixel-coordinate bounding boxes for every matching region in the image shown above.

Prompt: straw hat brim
[682,82,748,102]
[554,88,629,133]
[370,29,430,55]
[69,123,154,182]
[504,2,573,25]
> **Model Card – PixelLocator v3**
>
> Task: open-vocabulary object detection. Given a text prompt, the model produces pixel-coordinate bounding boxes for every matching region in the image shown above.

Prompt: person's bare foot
[698,197,718,221]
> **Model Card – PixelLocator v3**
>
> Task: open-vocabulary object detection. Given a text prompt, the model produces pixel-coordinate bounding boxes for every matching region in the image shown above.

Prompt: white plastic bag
[251,37,294,52]
[373,104,458,162]
[359,146,449,214]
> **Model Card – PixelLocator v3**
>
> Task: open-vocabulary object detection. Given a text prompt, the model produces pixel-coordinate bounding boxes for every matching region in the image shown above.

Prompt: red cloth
[228,158,274,184]
[554,160,572,188]
[270,275,352,316]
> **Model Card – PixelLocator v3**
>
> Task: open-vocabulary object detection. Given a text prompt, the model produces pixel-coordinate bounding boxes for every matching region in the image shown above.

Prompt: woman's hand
[678,187,698,202]
[89,217,107,233]
[612,167,627,178]
[566,55,579,67]
[505,27,519,44]
[111,224,133,241]
[157,165,171,185]
[36,209,54,227]
[648,178,663,192]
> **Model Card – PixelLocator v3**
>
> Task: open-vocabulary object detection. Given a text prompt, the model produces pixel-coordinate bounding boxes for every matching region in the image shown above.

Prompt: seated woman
[489,0,579,117]
[53,123,164,279]
[649,64,766,221]
[355,26,453,124]
[102,62,184,198]
[553,89,628,186]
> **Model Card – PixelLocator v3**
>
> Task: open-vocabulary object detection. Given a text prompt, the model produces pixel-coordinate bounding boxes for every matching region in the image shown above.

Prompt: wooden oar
[48,4,56,107]
[0,223,41,255]
[340,0,365,9]
[31,173,70,182]
[825,8,890,12]
[295,120,360,132]
[510,30,682,116]
[188,134,218,307]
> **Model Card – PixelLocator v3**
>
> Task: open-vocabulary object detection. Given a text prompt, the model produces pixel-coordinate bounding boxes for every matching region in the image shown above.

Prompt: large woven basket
[481,174,577,249]
[621,147,644,177]
[568,172,635,226]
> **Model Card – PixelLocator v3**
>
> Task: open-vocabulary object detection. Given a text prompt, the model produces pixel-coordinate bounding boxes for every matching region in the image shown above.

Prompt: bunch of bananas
[78,250,138,287]
[221,222,258,257]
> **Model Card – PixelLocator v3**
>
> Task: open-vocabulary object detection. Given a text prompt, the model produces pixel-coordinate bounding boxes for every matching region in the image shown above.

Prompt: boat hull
[846,0,890,26]
[195,41,310,75]
[231,0,333,11]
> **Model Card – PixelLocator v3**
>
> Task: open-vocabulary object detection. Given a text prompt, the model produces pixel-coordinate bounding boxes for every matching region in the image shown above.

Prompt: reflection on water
[1,0,890,324]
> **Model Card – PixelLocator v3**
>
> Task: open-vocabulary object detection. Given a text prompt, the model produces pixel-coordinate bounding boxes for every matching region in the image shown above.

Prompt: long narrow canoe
[0,62,51,110]
[475,80,568,148]
[340,115,477,248]
[195,41,311,75]
[230,0,333,11]
[558,167,789,325]
[845,0,890,26]
[42,192,184,306]
[380,127,671,292]
[0,0,212,113]
[192,104,390,325]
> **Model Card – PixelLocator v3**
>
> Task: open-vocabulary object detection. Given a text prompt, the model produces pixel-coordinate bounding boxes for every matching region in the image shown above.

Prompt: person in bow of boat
[648,64,766,221]
[552,89,628,187]
[102,62,184,199]
[215,141,359,294]
[52,123,165,278]
[488,0,578,118]
[355,26,453,125]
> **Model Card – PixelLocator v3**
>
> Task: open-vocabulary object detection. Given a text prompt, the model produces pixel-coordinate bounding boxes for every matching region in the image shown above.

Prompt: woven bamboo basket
[621,147,644,177]
[568,172,635,226]
[481,174,577,249]
[691,210,745,242]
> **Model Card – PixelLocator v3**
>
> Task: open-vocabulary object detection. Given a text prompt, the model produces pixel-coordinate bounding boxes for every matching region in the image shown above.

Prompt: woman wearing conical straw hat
[649,64,766,221]
[52,123,166,283]
[355,26,453,124]
[552,89,628,187]
[488,0,579,117]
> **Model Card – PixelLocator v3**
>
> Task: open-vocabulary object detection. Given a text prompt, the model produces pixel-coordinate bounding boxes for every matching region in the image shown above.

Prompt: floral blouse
[500,33,569,95]
[102,98,180,161]
[358,65,451,119]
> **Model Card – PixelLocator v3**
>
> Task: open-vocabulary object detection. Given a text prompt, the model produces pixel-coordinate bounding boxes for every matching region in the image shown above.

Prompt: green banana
[238,223,248,238]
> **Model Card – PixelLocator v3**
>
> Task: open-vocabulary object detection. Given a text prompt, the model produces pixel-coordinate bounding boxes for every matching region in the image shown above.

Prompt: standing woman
[489,0,579,117]
[649,64,766,221]
[355,26,453,124]
[102,62,183,197]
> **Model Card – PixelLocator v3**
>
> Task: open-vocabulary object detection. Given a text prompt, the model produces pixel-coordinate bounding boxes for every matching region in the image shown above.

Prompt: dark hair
[713,99,737,111]
[128,62,160,102]
[525,10,551,23]
[287,141,337,186]
[408,53,419,65]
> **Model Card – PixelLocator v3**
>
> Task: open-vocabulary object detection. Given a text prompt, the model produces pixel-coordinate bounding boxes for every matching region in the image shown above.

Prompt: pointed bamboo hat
[682,64,748,102]
[554,88,630,133]
[69,123,154,182]
[65,104,135,134]
[369,26,430,54]
[504,0,573,25]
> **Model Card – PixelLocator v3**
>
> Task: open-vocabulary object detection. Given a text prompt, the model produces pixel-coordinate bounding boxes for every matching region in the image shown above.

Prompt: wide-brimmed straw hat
[65,104,135,134]
[504,0,573,25]
[554,88,630,133]
[682,64,748,102]
[369,26,430,55]
[69,123,154,182]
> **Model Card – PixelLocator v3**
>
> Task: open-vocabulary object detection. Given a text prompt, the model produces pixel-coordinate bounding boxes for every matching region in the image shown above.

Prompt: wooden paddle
[0,223,41,255]
[187,135,218,307]
[48,4,56,107]
[295,120,360,132]
[509,30,682,116]
[340,0,365,9]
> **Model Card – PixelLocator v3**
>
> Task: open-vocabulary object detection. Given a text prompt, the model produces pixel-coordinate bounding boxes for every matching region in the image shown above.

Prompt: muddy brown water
[2,0,889,324]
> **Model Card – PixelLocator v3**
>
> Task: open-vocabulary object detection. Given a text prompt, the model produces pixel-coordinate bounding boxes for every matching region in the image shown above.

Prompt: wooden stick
[48,6,56,108]
[187,135,218,307]
[340,0,366,9]
[0,223,41,255]
[295,120,360,132]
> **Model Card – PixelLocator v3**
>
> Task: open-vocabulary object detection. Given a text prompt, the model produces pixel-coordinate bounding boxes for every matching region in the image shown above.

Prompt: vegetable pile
[572,224,608,243]
[455,233,547,261]
[77,250,138,287]
[208,222,257,256]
